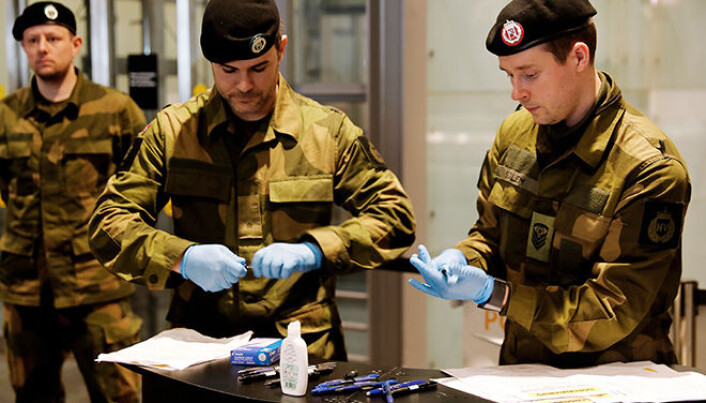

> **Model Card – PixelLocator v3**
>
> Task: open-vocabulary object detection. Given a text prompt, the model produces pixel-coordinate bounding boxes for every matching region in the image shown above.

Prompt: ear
[572,41,590,72]
[71,35,83,58]
[277,35,288,63]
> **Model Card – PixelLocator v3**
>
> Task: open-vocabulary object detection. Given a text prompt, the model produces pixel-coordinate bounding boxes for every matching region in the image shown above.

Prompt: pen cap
[287,320,301,338]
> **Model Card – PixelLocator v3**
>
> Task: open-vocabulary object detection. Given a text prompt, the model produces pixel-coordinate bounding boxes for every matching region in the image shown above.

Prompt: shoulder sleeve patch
[639,200,684,249]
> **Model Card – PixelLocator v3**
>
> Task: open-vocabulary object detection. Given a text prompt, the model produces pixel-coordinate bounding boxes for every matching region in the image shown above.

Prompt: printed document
[440,361,706,402]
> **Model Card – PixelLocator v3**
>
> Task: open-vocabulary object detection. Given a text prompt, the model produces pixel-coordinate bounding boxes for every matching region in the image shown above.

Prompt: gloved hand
[408,244,494,303]
[427,246,467,282]
[179,244,247,292]
[251,241,323,279]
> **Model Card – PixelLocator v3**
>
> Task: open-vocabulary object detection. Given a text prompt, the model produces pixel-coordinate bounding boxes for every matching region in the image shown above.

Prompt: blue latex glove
[408,244,494,303]
[179,244,247,292]
[251,241,323,279]
[428,246,467,282]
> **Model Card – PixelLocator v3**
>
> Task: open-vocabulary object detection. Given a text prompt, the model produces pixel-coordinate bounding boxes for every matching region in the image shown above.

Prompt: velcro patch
[639,200,683,249]
[526,211,555,263]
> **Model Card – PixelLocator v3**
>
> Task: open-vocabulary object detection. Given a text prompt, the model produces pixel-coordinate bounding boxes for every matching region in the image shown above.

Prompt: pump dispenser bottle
[280,320,308,396]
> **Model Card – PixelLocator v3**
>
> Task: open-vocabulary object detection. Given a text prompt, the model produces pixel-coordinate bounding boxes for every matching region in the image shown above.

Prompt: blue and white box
[230,338,283,366]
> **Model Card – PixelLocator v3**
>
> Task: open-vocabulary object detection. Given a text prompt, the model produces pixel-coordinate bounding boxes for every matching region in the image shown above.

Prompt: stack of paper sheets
[440,361,706,403]
[96,328,253,371]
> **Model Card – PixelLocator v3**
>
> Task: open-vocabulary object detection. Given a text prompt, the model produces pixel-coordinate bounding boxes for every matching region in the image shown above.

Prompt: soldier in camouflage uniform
[89,0,415,360]
[0,3,145,402]
[409,0,690,368]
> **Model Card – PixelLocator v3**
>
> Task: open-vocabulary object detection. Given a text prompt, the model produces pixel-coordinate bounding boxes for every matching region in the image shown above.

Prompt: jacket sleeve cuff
[303,227,350,273]
[144,237,196,290]
[505,282,537,331]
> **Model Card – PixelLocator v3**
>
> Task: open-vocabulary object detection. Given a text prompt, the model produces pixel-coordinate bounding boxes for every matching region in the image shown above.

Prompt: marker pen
[366,380,428,397]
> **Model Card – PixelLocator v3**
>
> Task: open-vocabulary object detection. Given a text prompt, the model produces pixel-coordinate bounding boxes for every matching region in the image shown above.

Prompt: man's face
[211,37,287,122]
[21,25,81,82]
[499,44,583,126]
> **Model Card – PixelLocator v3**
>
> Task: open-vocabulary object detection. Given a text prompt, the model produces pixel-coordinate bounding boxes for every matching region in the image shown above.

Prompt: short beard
[35,67,71,84]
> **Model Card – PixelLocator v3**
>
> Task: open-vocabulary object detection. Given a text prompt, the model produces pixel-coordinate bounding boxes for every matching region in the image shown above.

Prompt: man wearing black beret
[1,1,145,402]
[409,0,690,368]
[89,0,415,360]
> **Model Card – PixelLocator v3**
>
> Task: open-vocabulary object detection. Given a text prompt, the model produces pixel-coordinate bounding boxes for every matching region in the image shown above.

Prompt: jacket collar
[21,68,83,120]
[569,71,624,169]
[205,73,300,146]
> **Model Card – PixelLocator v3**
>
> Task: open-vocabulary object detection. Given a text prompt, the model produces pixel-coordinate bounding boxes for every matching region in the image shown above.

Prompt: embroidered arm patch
[638,200,684,249]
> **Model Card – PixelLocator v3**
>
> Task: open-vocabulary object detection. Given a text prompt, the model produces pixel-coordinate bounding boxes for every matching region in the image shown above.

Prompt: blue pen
[311,380,395,395]
[314,373,379,388]
[366,379,427,397]
[313,379,393,393]
[383,380,395,403]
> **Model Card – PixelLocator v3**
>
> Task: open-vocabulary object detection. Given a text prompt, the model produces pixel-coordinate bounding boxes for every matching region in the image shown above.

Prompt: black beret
[486,0,597,56]
[13,2,77,41]
[201,0,280,64]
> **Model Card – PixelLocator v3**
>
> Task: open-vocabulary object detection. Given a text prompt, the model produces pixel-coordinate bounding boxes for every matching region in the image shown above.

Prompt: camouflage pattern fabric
[3,297,141,402]
[0,70,145,402]
[89,74,416,359]
[0,70,145,308]
[455,72,690,368]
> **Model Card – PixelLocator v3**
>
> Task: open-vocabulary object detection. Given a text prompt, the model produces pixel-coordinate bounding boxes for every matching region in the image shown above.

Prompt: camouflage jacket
[456,72,690,367]
[89,75,415,352]
[0,70,145,308]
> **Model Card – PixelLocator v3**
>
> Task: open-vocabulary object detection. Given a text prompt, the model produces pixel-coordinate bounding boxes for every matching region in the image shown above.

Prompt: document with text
[440,361,706,403]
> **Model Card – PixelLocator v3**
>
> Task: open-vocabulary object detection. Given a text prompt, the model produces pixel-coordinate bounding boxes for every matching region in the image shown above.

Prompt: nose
[236,72,254,93]
[37,36,49,53]
[510,78,527,102]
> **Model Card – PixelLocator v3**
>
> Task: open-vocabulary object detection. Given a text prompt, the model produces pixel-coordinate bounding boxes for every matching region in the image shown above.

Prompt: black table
[126,359,492,402]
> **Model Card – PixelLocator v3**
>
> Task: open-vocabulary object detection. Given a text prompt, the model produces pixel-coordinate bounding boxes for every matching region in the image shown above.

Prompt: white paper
[96,328,253,371]
[440,361,706,403]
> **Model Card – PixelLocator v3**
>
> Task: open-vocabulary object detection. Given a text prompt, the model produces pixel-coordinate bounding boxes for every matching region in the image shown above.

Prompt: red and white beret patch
[501,20,524,46]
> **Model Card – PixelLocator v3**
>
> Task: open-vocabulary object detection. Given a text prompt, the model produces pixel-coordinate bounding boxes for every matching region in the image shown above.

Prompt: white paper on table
[95,328,253,371]
[439,361,706,403]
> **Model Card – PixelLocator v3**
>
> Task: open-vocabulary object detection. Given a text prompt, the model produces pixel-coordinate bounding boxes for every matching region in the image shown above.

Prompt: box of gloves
[230,338,283,366]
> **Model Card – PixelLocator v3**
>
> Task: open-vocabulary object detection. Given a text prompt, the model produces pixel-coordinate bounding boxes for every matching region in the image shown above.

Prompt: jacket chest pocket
[62,137,113,197]
[489,181,540,284]
[1,133,35,196]
[165,164,232,244]
[552,203,611,286]
[268,176,334,241]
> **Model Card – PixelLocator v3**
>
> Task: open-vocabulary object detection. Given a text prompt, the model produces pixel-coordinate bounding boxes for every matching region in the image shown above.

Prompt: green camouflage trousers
[2,297,142,403]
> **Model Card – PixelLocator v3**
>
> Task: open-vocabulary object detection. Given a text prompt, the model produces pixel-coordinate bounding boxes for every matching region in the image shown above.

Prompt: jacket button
[149,274,158,284]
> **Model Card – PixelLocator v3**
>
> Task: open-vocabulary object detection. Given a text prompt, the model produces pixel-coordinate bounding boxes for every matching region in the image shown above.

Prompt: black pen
[391,380,437,396]
[237,365,276,375]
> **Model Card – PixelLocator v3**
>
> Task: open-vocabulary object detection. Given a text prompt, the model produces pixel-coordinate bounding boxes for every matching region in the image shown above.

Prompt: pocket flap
[0,232,34,256]
[269,176,333,203]
[165,162,232,201]
[2,132,33,158]
[63,137,113,155]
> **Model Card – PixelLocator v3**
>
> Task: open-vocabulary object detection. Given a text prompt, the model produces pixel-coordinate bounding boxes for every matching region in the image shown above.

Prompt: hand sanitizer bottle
[280,320,308,396]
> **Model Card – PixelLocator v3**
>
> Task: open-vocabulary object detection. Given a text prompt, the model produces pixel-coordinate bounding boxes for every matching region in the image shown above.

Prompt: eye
[253,67,265,73]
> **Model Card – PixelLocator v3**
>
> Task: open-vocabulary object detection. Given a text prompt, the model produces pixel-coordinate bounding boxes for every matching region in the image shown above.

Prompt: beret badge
[250,34,267,54]
[501,20,524,46]
[44,4,59,20]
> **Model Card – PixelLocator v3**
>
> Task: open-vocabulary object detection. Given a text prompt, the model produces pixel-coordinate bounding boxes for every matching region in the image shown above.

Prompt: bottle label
[280,362,299,390]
